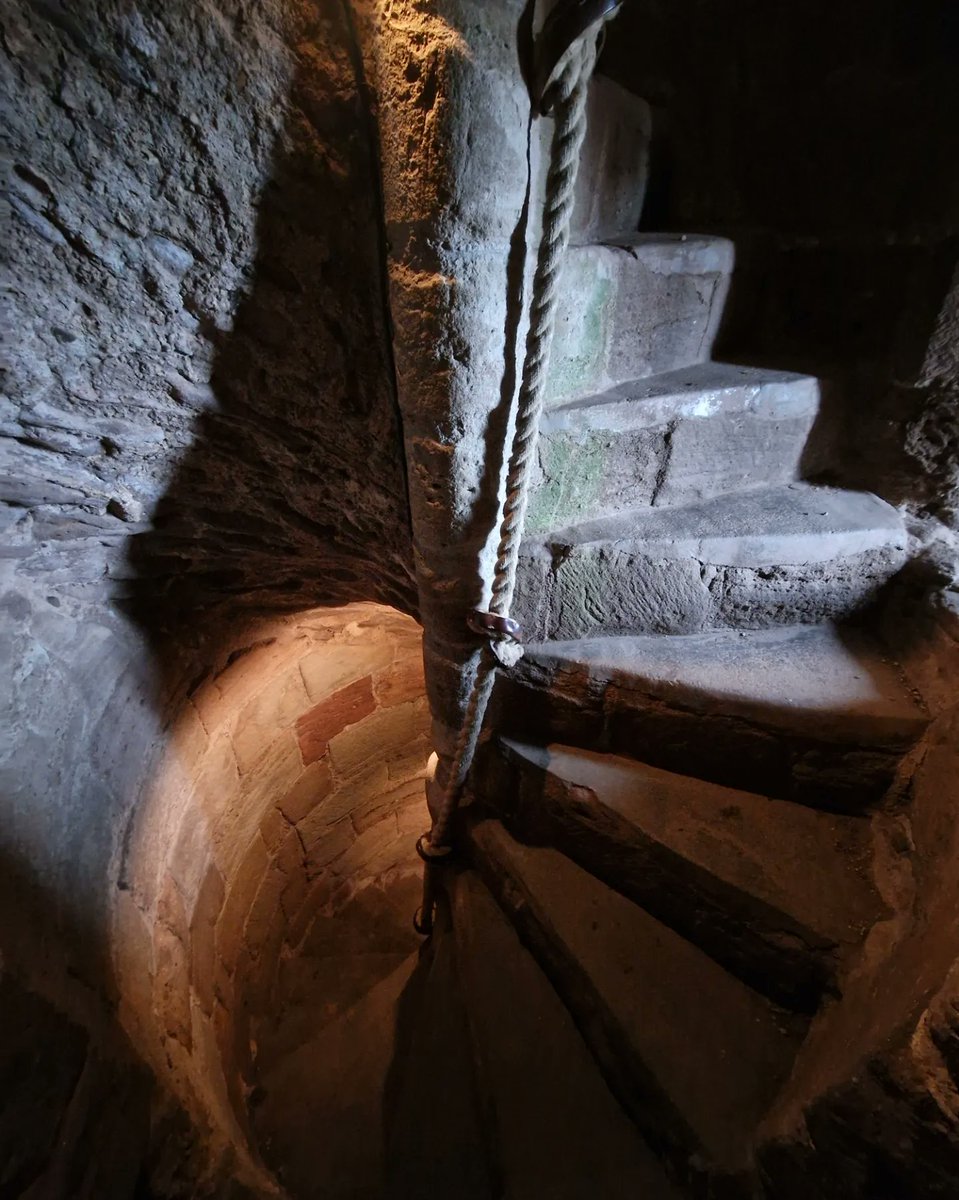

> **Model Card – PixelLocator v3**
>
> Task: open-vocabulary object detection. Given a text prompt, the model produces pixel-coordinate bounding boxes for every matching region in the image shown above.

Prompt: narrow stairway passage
[248,865,680,1199]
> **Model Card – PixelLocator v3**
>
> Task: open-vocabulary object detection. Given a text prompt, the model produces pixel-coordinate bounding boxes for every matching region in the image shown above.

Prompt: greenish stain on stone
[546,272,613,405]
[527,433,608,533]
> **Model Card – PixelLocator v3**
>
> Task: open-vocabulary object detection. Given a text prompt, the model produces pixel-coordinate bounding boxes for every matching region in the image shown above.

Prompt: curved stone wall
[1,1,419,1192]
[116,604,429,1191]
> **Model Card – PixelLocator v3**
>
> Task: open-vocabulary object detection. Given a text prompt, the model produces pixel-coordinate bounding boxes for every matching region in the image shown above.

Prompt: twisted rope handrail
[416,26,606,932]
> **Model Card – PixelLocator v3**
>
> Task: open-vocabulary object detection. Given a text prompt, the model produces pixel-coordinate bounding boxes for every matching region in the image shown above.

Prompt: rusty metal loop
[467,609,523,643]
[416,833,454,863]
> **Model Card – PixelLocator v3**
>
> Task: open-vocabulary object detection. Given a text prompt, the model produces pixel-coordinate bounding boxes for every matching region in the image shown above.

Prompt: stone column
[369,0,534,809]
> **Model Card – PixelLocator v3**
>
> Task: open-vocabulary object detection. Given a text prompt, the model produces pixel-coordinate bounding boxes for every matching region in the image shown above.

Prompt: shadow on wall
[120,0,415,685]
[0,854,152,1200]
[108,5,436,1188]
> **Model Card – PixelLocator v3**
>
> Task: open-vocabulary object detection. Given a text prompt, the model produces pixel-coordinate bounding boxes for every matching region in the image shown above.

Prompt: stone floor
[249,870,440,1199]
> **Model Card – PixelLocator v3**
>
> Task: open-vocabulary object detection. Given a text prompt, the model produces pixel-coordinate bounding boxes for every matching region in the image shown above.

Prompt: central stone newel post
[371,0,533,812]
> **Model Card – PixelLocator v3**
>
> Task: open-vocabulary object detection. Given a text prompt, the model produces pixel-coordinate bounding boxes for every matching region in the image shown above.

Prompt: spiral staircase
[251,74,931,1200]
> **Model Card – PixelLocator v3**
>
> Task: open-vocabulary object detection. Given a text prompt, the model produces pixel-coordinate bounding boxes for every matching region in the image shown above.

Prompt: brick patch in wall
[296,676,376,764]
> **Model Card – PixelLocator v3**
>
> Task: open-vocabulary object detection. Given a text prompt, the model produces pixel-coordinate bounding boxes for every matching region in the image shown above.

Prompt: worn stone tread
[524,624,926,743]
[496,624,927,810]
[543,363,820,431]
[485,739,884,1010]
[254,953,416,1198]
[517,484,906,640]
[530,363,822,529]
[466,816,805,1193]
[543,481,903,562]
[449,869,682,1200]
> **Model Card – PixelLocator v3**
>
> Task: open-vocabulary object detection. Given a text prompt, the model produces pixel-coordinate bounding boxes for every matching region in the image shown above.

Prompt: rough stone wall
[600,0,959,543]
[1,1,417,1193]
[2,0,413,620]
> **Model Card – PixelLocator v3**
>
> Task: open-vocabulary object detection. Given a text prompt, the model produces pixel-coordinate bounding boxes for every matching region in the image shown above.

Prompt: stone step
[449,869,682,1199]
[528,363,823,532]
[379,896,493,1197]
[475,739,884,1011]
[547,234,734,407]
[253,902,491,1198]
[465,816,806,1196]
[515,483,907,641]
[491,624,928,811]
[568,74,652,245]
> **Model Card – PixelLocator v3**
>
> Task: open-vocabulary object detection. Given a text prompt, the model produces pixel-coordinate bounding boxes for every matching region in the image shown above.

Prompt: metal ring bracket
[532,0,624,113]
[467,609,522,643]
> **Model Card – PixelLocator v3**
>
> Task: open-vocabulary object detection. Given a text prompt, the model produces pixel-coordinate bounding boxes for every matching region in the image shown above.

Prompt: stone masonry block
[328,698,428,779]
[278,758,334,824]
[232,668,311,773]
[373,656,426,707]
[190,864,225,1018]
[215,834,269,972]
[299,642,393,704]
[547,235,734,407]
[304,817,356,879]
[213,731,301,879]
[154,911,192,1052]
[314,762,391,829]
[570,74,652,244]
[353,776,423,835]
[243,863,287,955]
